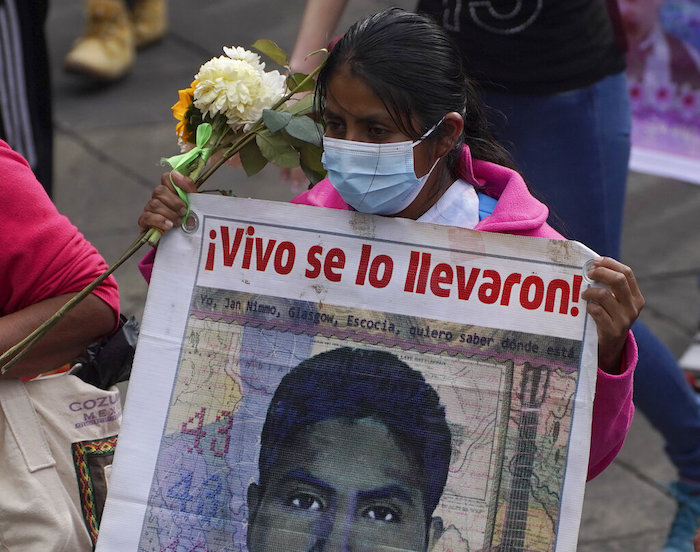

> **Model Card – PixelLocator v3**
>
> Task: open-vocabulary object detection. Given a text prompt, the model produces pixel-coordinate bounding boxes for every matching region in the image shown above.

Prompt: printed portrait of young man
[245,347,452,552]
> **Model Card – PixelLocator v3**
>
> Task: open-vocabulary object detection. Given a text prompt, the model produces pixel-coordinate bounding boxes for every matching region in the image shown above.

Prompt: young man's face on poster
[246,416,436,552]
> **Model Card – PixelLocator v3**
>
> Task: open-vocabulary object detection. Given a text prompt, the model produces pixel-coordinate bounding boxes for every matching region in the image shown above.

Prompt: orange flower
[172,80,197,143]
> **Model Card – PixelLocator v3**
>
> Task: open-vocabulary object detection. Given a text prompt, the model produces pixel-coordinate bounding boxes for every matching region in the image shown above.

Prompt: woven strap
[0,379,56,472]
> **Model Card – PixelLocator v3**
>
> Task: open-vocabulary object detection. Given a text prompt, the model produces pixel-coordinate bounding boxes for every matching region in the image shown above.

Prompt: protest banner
[96,195,598,552]
[625,0,700,184]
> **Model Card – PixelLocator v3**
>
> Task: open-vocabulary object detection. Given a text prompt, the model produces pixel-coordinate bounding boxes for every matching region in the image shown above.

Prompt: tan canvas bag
[0,375,121,551]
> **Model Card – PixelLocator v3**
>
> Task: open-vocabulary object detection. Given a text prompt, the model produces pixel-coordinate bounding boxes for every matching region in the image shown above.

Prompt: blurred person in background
[620,0,700,89]
[64,0,167,82]
[0,0,169,199]
[619,2,700,551]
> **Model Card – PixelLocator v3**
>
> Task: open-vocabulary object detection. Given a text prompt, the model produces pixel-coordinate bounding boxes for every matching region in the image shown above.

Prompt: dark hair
[258,347,452,520]
[315,8,515,180]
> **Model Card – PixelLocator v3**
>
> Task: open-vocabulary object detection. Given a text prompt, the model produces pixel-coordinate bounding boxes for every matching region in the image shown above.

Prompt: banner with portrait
[96,195,599,552]
[624,0,700,184]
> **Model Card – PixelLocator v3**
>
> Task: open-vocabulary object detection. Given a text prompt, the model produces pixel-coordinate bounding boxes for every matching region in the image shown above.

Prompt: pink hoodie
[292,146,636,481]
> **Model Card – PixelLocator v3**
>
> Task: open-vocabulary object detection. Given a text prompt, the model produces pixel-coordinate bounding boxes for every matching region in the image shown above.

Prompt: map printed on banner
[96,195,598,552]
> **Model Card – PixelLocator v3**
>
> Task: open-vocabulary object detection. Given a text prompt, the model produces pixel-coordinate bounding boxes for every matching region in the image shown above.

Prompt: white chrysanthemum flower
[223,46,265,71]
[194,53,287,132]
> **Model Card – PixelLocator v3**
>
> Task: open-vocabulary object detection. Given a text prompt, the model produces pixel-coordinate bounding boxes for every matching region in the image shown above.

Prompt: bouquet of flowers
[150,39,325,244]
[0,40,326,373]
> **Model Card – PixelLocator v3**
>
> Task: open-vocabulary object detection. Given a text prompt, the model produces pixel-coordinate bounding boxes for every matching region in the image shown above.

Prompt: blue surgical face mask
[321,121,443,215]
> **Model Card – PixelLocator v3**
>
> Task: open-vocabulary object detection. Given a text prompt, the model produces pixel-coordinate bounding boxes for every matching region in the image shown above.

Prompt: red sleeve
[0,141,120,326]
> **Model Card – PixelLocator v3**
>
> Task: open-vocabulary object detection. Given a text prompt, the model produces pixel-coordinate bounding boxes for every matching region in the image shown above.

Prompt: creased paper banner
[97,195,598,552]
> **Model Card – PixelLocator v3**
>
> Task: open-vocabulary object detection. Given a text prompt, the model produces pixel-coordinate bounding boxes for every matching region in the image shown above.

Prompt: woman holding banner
[138,8,644,482]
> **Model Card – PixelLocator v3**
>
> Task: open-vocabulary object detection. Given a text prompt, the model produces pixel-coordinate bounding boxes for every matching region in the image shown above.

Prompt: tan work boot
[64,0,135,82]
[132,0,168,49]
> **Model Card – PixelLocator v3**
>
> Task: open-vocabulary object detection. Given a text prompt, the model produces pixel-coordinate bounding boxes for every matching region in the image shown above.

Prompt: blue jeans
[632,321,700,480]
[482,72,630,259]
[483,72,700,481]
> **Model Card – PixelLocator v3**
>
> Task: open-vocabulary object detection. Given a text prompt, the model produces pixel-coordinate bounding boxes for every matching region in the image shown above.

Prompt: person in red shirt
[0,139,119,379]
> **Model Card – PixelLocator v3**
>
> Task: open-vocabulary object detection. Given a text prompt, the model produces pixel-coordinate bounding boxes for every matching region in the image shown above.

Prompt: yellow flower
[172,80,197,143]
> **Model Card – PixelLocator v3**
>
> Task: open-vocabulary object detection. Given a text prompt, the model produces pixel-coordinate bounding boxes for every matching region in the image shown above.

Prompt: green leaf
[299,155,326,185]
[251,39,288,66]
[284,94,315,116]
[262,109,292,133]
[298,140,326,184]
[286,72,316,93]
[285,116,323,147]
[239,140,268,176]
[256,130,299,168]
[298,142,325,174]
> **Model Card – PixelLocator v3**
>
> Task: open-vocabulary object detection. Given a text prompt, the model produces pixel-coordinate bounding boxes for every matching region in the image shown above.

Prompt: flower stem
[273,55,327,110]
[146,227,162,247]
[0,232,150,374]
[195,131,259,189]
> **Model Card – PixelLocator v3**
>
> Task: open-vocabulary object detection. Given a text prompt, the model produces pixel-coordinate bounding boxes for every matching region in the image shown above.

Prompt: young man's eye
[361,505,401,523]
[287,492,324,511]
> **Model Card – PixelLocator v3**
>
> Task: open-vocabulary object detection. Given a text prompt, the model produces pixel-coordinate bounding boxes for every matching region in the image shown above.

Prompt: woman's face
[323,64,447,219]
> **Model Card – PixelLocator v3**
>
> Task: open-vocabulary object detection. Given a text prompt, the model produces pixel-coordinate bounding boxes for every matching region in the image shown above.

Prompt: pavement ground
[45,1,700,550]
